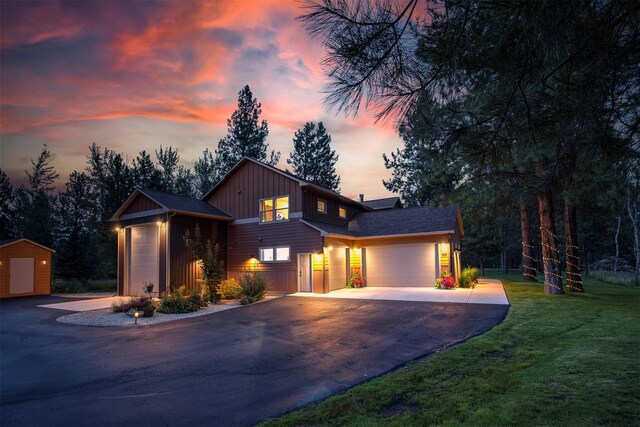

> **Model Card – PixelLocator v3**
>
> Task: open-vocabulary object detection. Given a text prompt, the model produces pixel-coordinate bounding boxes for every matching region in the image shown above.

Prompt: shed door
[129,225,159,295]
[10,258,35,294]
[365,244,436,287]
[328,247,347,291]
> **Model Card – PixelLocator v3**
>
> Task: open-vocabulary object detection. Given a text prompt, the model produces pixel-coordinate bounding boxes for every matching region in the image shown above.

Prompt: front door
[297,254,312,292]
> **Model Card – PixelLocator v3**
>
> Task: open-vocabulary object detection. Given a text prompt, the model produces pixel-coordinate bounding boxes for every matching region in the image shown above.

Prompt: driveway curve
[0,295,508,427]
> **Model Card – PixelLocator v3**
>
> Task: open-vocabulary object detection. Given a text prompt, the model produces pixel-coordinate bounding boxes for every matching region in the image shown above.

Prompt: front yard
[263,272,640,426]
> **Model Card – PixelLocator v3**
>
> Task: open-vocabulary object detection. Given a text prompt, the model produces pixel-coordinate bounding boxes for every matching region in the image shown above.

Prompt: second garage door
[129,225,159,295]
[365,243,437,287]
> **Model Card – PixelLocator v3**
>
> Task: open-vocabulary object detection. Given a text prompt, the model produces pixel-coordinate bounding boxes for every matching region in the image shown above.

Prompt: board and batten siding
[302,188,363,225]
[122,193,161,215]
[227,219,322,293]
[0,241,52,298]
[206,160,302,219]
[169,215,228,294]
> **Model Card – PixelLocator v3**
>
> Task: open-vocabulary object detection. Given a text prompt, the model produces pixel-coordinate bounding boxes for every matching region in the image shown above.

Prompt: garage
[328,247,347,290]
[364,243,437,287]
[0,238,54,298]
[128,225,159,295]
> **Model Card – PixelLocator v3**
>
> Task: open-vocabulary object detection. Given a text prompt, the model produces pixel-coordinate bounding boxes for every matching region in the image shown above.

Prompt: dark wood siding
[117,230,125,295]
[122,193,161,215]
[227,219,322,293]
[206,161,302,219]
[168,215,227,293]
[302,188,364,225]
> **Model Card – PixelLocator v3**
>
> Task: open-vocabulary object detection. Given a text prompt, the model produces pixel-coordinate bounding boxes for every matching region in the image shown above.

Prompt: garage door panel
[328,248,347,291]
[129,225,159,295]
[365,244,436,287]
[10,258,35,294]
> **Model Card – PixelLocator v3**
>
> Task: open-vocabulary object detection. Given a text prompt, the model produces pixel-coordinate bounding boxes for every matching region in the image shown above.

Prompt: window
[259,247,290,262]
[339,206,347,219]
[317,198,327,214]
[260,196,289,223]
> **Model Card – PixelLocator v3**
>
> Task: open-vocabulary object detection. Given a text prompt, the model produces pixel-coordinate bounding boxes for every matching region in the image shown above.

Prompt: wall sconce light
[314,253,323,262]
[41,260,47,265]
[114,227,121,232]
[328,245,334,251]
[156,221,163,227]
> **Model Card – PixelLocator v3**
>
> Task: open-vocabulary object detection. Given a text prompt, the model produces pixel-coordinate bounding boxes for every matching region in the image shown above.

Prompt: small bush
[238,273,267,305]
[346,271,366,288]
[156,286,205,314]
[435,272,455,289]
[458,267,480,288]
[113,296,155,316]
[52,278,87,293]
[218,278,241,299]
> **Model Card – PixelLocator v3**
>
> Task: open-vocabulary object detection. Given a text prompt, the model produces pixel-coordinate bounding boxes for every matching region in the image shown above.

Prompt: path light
[134,311,140,325]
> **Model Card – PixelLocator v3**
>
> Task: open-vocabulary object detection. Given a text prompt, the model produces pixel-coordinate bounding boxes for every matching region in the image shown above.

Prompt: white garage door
[365,244,437,287]
[129,225,159,295]
[10,258,35,294]
[328,247,347,290]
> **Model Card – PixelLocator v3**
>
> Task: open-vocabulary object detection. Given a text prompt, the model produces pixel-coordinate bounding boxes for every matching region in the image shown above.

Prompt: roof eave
[0,238,56,252]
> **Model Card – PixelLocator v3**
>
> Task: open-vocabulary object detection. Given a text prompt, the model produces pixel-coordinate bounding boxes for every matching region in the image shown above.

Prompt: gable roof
[202,157,372,209]
[109,189,233,221]
[0,238,55,252]
[361,197,402,210]
[301,205,463,239]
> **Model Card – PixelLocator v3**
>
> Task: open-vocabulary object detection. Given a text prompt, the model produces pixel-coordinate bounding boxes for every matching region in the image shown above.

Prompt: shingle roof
[138,189,232,219]
[361,197,401,210]
[302,205,459,238]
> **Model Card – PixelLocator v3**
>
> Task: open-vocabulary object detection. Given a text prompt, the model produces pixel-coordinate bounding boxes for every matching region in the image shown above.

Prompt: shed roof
[0,238,55,252]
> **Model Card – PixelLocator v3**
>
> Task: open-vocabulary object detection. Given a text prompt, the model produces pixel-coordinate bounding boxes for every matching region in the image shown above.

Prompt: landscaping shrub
[346,271,366,288]
[156,286,206,314]
[435,272,455,289]
[458,267,480,288]
[113,296,155,317]
[52,278,87,293]
[218,278,241,299]
[238,273,267,305]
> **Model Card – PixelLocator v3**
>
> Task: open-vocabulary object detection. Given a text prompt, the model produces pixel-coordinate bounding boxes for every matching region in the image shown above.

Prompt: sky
[0,0,401,200]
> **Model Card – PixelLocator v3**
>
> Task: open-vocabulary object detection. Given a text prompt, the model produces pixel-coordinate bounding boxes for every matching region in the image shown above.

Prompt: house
[109,157,464,296]
[0,238,54,298]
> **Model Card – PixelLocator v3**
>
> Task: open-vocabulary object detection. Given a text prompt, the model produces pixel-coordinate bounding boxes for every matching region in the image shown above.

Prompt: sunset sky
[0,0,401,200]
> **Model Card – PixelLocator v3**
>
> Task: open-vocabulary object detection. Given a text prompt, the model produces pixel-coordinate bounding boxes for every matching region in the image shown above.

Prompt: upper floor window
[317,198,327,214]
[260,196,289,223]
[339,206,347,219]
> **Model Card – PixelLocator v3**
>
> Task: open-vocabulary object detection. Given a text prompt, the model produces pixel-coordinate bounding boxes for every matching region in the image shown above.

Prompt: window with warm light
[317,198,327,214]
[260,196,289,223]
[259,247,290,262]
[339,206,347,219]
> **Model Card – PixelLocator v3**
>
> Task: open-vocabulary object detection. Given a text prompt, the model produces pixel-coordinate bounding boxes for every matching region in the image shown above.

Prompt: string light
[540,227,564,294]
[521,241,538,280]
[565,242,584,292]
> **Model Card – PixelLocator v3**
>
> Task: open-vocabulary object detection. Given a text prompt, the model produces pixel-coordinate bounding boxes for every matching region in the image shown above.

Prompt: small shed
[0,238,54,298]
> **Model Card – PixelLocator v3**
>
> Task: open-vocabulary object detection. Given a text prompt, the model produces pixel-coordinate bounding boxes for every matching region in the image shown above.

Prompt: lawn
[262,272,640,426]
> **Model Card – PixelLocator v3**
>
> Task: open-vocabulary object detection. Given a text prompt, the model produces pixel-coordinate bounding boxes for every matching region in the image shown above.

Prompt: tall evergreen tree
[132,150,161,190]
[215,85,279,178]
[0,170,14,239]
[57,171,95,281]
[13,145,59,248]
[156,145,180,193]
[194,148,219,198]
[174,165,196,197]
[287,121,341,192]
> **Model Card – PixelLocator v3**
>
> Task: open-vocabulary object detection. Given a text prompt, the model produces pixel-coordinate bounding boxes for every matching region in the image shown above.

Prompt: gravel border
[56,302,241,327]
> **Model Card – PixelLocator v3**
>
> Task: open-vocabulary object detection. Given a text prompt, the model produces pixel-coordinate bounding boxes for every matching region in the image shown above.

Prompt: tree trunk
[538,190,563,294]
[614,215,621,273]
[564,200,584,292]
[628,195,640,286]
[520,200,538,282]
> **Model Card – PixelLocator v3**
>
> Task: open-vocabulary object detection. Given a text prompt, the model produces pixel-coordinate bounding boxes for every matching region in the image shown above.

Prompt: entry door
[298,254,312,292]
[10,258,35,294]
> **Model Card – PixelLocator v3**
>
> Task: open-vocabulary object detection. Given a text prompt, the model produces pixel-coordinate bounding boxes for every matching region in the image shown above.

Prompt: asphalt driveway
[0,295,508,427]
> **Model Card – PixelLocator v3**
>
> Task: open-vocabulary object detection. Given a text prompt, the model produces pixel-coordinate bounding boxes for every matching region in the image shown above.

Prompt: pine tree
[13,145,59,248]
[0,170,14,239]
[132,150,161,190]
[156,145,180,193]
[194,148,219,198]
[215,85,279,178]
[287,121,341,192]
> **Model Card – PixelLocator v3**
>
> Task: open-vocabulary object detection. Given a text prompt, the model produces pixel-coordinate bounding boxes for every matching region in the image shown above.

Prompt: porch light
[41,260,47,265]
[328,245,333,251]
[441,243,450,252]
[114,227,120,232]
[156,221,163,226]
[314,253,323,261]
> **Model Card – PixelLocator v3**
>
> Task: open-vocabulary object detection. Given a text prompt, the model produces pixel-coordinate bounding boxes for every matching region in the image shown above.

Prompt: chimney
[359,194,364,202]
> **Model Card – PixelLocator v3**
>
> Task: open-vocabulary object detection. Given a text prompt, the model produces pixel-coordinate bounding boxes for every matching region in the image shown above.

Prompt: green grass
[262,273,640,426]
[86,279,116,292]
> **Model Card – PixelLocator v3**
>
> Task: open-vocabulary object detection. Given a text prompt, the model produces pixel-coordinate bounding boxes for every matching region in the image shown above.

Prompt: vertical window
[260,196,289,223]
[339,206,347,219]
[317,198,327,214]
